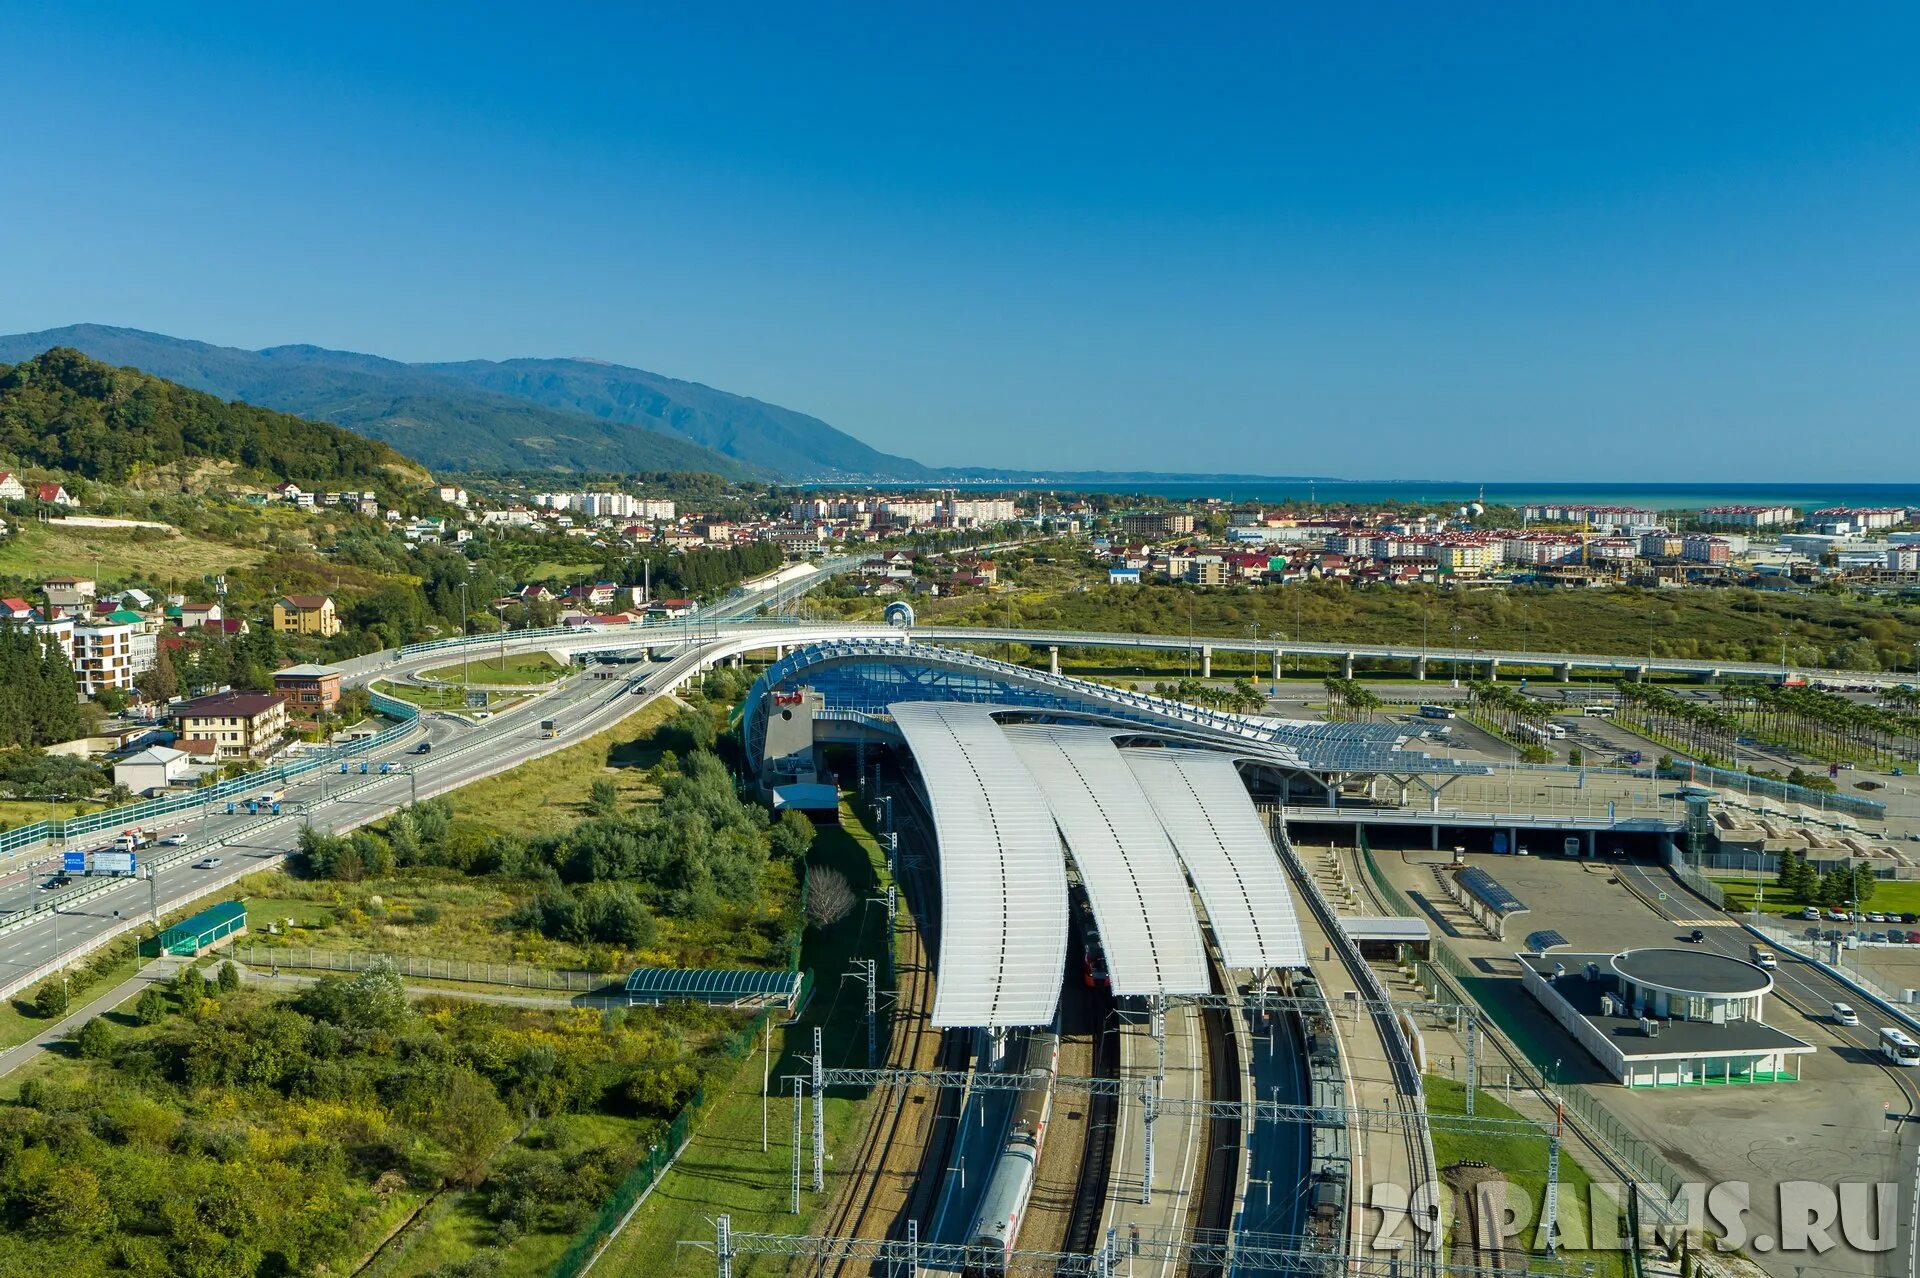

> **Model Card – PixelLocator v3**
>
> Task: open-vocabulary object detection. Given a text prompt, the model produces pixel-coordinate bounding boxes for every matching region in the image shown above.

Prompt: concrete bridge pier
[1486,658,1500,681]
[1271,651,1284,683]
[1631,665,1648,683]
[1411,655,1428,680]
[1048,645,1060,676]
[1553,662,1572,682]
[1200,645,1213,678]
[1340,652,1355,679]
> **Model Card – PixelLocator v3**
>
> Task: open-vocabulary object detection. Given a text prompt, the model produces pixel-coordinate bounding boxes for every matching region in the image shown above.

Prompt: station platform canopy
[890,702,1068,1029]
[1124,747,1307,971]
[1005,726,1211,998]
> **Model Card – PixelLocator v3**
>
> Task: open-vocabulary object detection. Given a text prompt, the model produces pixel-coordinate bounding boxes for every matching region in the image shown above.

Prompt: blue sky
[2,4,1917,479]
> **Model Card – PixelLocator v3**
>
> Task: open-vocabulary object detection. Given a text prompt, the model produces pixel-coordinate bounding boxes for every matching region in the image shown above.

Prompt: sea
[897,480,1920,512]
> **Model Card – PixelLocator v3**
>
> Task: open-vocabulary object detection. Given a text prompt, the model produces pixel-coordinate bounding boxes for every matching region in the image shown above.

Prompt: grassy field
[420,652,566,685]
[370,679,499,710]
[590,800,894,1277]
[0,797,104,829]
[443,699,675,839]
[0,518,264,581]
[860,572,1920,673]
[1425,1075,1629,1276]
[1713,875,1920,917]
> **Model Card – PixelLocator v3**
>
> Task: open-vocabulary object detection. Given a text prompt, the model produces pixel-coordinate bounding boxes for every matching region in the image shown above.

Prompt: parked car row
[1796,906,1920,925]
[1804,926,1919,946]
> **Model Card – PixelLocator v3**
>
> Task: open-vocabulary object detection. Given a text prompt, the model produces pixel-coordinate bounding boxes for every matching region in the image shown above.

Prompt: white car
[194,856,221,870]
[1833,1003,1861,1026]
[158,832,189,846]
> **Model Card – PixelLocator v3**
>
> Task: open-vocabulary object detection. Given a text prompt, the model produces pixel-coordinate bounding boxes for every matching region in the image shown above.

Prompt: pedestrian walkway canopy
[1447,866,1530,941]
[146,900,246,957]
[623,967,802,1010]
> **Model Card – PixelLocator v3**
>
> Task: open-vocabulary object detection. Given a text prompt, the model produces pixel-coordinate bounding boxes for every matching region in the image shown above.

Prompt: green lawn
[1425,1076,1630,1277]
[0,941,143,1051]
[589,799,895,1276]
[420,652,566,686]
[1713,875,1920,917]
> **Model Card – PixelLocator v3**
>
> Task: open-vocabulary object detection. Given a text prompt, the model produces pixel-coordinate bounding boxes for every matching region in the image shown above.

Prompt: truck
[540,719,558,739]
[1749,943,1778,970]
[115,828,154,852]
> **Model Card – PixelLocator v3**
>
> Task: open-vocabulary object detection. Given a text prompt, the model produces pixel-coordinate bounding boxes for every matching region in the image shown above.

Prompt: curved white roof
[889,702,1068,1028]
[1124,748,1307,970]
[1004,726,1211,998]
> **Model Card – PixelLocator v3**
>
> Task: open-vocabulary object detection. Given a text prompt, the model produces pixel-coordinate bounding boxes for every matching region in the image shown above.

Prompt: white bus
[1582,704,1616,718]
[1880,1027,1920,1066]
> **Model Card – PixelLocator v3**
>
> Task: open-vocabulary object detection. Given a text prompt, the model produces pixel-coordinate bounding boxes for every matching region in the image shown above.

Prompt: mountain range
[0,325,934,481]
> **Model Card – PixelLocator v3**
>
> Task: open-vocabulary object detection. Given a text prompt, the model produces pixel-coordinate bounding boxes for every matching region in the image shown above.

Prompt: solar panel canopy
[1457,866,1528,915]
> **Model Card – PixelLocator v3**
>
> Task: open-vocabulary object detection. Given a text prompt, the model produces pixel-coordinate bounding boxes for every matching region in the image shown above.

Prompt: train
[962,1028,1061,1276]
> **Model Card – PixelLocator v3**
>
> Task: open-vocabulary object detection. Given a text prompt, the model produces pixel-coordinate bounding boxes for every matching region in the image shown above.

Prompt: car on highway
[43,874,71,890]
[1686,928,1705,943]
[414,742,432,754]
[158,831,189,846]
[1833,1003,1861,1026]
[194,856,221,870]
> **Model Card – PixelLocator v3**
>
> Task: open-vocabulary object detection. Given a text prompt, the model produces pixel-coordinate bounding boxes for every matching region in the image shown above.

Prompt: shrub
[134,987,170,1025]
[32,980,68,1020]
[76,1016,114,1060]
[216,961,241,993]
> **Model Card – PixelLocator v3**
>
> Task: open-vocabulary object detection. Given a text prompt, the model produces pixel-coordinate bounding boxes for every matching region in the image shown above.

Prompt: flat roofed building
[272,663,344,713]
[1518,948,1813,1087]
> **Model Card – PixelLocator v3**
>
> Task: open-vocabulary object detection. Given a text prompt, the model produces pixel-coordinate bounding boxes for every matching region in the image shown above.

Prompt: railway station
[735,640,1535,1275]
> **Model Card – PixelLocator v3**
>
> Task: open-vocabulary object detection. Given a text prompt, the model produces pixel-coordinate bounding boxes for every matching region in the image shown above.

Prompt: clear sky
[3,4,1917,479]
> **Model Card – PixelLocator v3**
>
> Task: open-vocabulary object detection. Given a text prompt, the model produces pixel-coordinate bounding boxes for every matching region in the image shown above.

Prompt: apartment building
[271,663,344,714]
[273,594,341,637]
[173,691,289,760]
[71,618,145,695]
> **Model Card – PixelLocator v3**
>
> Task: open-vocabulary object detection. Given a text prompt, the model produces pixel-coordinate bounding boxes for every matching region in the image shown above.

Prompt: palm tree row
[1612,681,1739,762]
[1461,679,1550,738]
[1718,683,1920,767]
[1322,677,1383,721]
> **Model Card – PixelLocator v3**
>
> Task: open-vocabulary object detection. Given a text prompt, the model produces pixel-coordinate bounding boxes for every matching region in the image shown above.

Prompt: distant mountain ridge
[0,326,930,480]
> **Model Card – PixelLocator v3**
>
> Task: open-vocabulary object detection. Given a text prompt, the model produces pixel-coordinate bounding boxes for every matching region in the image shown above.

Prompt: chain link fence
[232,943,617,993]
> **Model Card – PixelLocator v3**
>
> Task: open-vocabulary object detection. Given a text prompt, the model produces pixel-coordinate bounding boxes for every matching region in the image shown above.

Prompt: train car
[963,1029,1061,1275]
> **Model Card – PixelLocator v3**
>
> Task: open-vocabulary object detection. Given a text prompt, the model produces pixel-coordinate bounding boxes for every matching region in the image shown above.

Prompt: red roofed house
[36,483,75,507]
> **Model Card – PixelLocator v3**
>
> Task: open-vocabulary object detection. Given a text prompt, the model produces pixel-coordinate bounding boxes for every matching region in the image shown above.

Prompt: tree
[1566,746,1582,767]
[588,778,620,818]
[301,958,407,1031]
[216,961,241,993]
[32,979,68,1019]
[770,809,816,861]
[75,1015,114,1059]
[135,986,170,1024]
[806,866,856,929]
[135,640,179,703]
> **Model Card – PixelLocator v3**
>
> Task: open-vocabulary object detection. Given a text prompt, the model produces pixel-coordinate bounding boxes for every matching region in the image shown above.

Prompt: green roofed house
[144,900,247,958]
[624,967,802,1011]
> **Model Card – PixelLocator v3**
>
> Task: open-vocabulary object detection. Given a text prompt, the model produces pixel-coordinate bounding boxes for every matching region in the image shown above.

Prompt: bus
[1582,704,1616,718]
[1880,1027,1920,1066]
[1417,705,1457,720]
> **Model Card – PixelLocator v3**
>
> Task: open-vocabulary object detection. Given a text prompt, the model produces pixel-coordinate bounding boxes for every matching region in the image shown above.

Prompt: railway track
[815,787,948,1278]
[1188,947,1245,1278]
[1059,970,1119,1265]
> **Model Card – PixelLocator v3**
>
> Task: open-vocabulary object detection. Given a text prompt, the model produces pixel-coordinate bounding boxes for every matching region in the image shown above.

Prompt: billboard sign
[62,851,87,874]
[91,850,135,876]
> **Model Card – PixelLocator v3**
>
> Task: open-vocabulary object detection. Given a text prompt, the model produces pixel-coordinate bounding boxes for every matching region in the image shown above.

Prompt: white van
[1833,1003,1861,1026]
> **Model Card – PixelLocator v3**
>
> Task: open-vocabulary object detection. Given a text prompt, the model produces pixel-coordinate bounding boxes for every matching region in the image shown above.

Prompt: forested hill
[0,347,433,487]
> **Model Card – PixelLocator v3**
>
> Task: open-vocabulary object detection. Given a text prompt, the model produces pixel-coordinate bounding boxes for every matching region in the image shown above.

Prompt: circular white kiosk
[1607,948,1771,1025]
